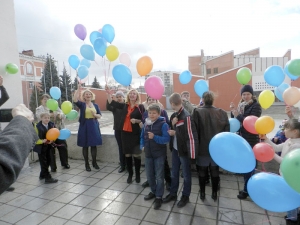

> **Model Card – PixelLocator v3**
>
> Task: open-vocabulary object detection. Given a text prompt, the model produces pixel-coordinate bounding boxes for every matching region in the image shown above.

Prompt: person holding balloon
[230,84,262,200]
[0,76,9,106]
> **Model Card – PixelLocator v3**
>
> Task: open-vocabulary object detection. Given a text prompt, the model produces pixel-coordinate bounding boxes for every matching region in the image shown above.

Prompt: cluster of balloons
[5,63,19,74]
[46,128,71,141]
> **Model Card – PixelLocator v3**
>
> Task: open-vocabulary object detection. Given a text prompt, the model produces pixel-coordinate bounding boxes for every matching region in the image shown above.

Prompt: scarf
[237,99,253,115]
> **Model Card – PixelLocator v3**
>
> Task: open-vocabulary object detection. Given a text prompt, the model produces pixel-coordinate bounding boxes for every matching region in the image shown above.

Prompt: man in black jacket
[0,76,9,107]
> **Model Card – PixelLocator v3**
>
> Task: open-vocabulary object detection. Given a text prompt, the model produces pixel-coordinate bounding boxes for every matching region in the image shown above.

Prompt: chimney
[22,50,34,56]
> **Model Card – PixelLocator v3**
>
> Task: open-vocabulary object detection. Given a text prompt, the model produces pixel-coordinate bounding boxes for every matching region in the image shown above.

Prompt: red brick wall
[206,52,234,77]
[188,56,202,75]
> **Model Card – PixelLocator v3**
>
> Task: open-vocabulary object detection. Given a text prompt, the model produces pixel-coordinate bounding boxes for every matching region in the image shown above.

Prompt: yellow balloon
[258,90,275,109]
[255,116,275,134]
[61,101,72,115]
[106,45,119,62]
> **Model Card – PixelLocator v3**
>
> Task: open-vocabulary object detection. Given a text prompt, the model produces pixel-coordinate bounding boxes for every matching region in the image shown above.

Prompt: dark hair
[148,103,161,114]
[202,91,215,106]
[284,119,300,136]
[40,94,50,101]
[169,93,182,106]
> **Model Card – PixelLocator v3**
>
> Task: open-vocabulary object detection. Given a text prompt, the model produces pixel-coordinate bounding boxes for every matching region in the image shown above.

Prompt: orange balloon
[283,87,300,106]
[46,128,60,141]
[255,116,275,134]
[136,56,153,76]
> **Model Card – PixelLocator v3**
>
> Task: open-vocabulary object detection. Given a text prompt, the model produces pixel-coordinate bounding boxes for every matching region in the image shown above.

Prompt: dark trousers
[55,139,69,166]
[115,130,125,168]
[164,157,171,184]
[38,146,52,178]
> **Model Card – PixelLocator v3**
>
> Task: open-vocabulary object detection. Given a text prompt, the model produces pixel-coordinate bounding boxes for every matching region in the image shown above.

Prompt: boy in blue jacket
[140,104,170,210]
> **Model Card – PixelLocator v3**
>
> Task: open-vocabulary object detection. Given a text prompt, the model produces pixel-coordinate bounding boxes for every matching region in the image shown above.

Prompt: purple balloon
[74,24,87,41]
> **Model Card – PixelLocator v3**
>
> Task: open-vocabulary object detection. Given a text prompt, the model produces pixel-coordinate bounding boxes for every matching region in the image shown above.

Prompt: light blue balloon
[93,38,107,57]
[248,173,300,212]
[80,44,95,61]
[49,86,61,100]
[112,64,132,86]
[90,31,102,45]
[58,129,71,140]
[274,83,290,101]
[102,24,115,43]
[179,70,192,84]
[209,132,256,173]
[285,61,299,81]
[194,80,209,97]
[77,65,89,79]
[229,118,240,133]
[264,65,285,87]
[68,55,80,70]
[80,59,91,68]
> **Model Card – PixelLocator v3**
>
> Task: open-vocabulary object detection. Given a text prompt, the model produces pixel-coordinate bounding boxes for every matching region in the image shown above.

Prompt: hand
[274,137,278,143]
[168,130,176,136]
[43,139,48,143]
[0,75,3,86]
[12,104,34,122]
[230,102,235,110]
[139,122,143,129]
[285,106,294,119]
[148,132,154,139]
[172,117,178,126]
[130,118,136,124]
[232,109,238,117]
[259,134,267,140]
[141,147,144,152]
[105,85,113,94]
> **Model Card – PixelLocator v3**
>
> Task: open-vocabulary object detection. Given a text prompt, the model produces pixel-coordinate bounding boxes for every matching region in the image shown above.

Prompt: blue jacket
[142,109,170,125]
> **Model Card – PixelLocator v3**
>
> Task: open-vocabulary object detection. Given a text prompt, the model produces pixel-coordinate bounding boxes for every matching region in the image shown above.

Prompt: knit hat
[240,85,253,96]
[115,91,125,97]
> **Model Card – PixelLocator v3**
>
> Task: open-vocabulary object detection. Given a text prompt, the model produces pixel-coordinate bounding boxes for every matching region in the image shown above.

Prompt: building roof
[208,62,252,79]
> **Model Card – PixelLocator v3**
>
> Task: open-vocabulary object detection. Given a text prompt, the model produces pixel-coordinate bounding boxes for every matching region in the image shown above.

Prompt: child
[33,112,58,184]
[272,119,288,145]
[260,119,300,225]
[140,103,170,210]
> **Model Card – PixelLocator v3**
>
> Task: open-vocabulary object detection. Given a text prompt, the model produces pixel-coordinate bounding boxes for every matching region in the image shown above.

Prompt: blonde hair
[126,89,141,104]
[81,89,95,101]
[40,112,50,119]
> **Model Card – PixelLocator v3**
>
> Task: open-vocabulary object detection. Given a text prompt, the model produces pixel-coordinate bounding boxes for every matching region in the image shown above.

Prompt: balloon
[77,65,89,80]
[93,38,107,57]
[264,65,285,87]
[46,128,60,141]
[79,75,89,84]
[274,83,290,101]
[243,116,259,134]
[66,110,79,120]
[80,59,91,68]
[119,53,131,67]
[258,90,275,109]
[61,101,72,115]
[58,129,71,140]
[255,116,275,134]
[285,61,299,81]
[236,67,252,85]
[209,132,256,173]
[49,86,61,100]
[102,24,115,43]
[283,87,300,106]
[253,143,274,162]
[294,97,300,108]
[89,31,105,45]
[106,45,119,62]
[46,99,58,111]
[68,55,80,70]
[229,118,240,133]
[179,70,192,84]
[74,24,87,41]
[288,59,300,76]
[144,75,165,100]
[80,44,95,61]
[136,56,153,76]
[5,63,19,74]
[281,149,300,193]
[194,80,209,97]
[112,64,132,86]
[248,173,300,212]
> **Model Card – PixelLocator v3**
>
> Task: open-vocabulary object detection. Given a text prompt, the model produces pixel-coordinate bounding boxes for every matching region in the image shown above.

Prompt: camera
[0,108,13,123]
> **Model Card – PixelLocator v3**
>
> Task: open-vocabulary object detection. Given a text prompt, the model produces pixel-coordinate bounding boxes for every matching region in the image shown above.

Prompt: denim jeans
[115,130,125,168]
[145,155,165,198]
[170,148,191,197]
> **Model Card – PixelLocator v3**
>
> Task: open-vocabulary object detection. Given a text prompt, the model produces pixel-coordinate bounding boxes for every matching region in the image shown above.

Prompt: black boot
[83,147,91,172]
[134,157,141,183]
[211,177,219,202]
[126,157,133,184]
[199,176,206,200]
[91,146,99,169]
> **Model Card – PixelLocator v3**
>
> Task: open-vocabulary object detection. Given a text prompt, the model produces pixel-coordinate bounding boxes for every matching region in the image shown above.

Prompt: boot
[126,157,133,184]
[211,177,219,202]
[134,157,141,183]
[199,176,206,200]
[91,147,99,169]
[83,147,91,172]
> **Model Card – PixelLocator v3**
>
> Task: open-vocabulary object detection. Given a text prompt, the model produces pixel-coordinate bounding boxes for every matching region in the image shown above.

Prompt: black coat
[106,100,124,131]
[0,86,9,107]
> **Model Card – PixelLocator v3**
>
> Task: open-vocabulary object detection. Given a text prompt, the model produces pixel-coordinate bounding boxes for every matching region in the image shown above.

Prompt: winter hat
[115,91,125,97]
[240,85,253,96]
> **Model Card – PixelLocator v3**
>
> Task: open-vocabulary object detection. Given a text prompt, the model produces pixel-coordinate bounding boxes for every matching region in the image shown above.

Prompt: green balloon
[236,67,252,85]
[46,99,58,111]
[66,110,78,120]
[280,149,300,193]
[5,63,19,74]
[288,59,300,76]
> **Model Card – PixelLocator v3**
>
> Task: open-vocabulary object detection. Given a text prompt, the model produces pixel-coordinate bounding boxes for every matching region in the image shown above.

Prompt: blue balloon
[285,61,299,81]
[49,86,61,100]
[179,70,192,84]
[112,64,132,86]
[80,44,95,61]
[194,80,209,97]
[93,38,107,57]
[90,31,102,45]
[248,173,300,212]
[80,59,91,68]
[274,83,290,101]
[264,65,285,87]
[102,24,115,43]
[68,55,80,70]
[77,65,89,79]
[209,132,256,173]
[58,129,71,140]
[229,118,240,133]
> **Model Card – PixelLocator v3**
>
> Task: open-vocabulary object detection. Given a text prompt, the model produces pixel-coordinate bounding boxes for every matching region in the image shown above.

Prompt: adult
[106,87,145,184]
[0,76,9,106]
[106,91,126,173]
[36,94,70,170]
[181,91,200,114]
[193,91,229,201]
[230,84,262,200]
[73,87,102,171]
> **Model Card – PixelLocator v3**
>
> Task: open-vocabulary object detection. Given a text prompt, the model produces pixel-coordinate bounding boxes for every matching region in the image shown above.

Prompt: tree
[29,84,42,118]
[40,54,60,94]
[73,77,79,91]
[59,66,72,102]
[91,76,101,89]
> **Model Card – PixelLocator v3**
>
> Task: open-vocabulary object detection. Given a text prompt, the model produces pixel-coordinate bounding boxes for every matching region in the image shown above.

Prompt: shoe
[165,182,171,191]
[154,198,162,210]
[64,164,70,169]
[136,173,140,183]
[6,187,15,192]
[45,177,58,184]
[144,192,156,200]
[200,191,205,200]
[118,167,125,173]
[39,176,45,180]
[237,191,248,200]
[142,181,150,188]
[127,173,133,184]
[163,194,177,203]
[284,216,298,225]
[51,169,56,172]
[85,163,91,172]
[92,162,100,170]
[211,191,217,201]
[177,195,189,208]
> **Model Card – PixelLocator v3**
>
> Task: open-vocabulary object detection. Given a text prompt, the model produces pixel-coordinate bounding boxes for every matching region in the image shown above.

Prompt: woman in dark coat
[230,85,262,200]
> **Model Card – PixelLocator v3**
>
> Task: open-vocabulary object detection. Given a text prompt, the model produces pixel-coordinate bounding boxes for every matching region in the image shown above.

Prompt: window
[29,82,34,89]
[213,67,218,74]
[26,63,33,74]
[206,69,211,74]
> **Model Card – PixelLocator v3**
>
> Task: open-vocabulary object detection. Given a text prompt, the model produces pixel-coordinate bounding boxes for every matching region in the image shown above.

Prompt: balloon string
[107,62,111,82]
[231,93,237,103]
[261,162,266,172]
[103,57,107,85]
[94,60,99,66]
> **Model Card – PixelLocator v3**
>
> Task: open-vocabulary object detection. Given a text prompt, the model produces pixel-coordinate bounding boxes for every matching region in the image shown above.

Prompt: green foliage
[59,66,72,102]
[91,76,101,89]
[29,85,42,119]
[40,55,60,94]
